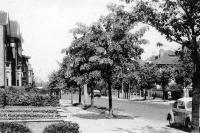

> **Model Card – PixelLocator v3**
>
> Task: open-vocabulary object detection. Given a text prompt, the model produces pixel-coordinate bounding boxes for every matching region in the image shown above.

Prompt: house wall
[0,25,5,87]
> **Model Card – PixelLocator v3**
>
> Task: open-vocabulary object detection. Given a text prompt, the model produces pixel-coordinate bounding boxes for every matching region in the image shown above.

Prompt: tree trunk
[79,86,81,104]
[118,90,120,98]
[122,79,124,99]
[84,84,88,105]
[191,64,200,132]
[144,89,147,100]
[71,90,73,105]
[129,80,131,99]
[162,85,166,100]
[108,78,113,116]
[91,87,94,107]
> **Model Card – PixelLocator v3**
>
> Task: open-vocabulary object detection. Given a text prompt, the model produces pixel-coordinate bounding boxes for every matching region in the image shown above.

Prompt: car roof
[177,97,192,102]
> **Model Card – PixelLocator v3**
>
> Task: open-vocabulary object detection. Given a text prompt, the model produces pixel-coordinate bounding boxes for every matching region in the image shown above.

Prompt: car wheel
[185,118,192,131]
[167,114,173,126]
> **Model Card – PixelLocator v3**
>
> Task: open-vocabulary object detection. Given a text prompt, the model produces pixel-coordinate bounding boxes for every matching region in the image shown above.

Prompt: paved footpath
[58,99,187,133]
[102,95,175,105]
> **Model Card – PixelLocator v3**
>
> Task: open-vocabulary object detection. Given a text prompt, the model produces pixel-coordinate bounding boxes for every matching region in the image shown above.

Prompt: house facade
[0,11,34,88]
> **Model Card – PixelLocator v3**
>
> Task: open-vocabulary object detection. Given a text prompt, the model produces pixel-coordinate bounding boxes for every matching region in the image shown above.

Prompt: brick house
[0,11,34,88]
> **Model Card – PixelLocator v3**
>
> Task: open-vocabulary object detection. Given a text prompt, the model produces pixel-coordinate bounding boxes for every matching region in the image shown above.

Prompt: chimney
[159,49,165,58]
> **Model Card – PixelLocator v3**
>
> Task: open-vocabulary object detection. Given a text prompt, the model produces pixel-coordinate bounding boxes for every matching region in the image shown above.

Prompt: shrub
[4,87,59,106]
[0,122,32,133]
[0,88,6,106]
[43,122,79,133]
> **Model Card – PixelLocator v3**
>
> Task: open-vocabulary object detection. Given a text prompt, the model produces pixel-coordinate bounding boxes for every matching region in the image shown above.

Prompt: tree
[138,63,157,100]
[124,0,200,131]
[156,66,172,100]
[48,69,65,98]
[68,23,102,107]
[66,4,147,116]
[86,4,147,115]
[175,48,193,88]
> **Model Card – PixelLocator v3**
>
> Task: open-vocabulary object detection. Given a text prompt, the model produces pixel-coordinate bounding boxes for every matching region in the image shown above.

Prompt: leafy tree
[156,66,172,100]
[48,69,65,98]
[68,23,102,107]
[123,0,200,131]
[138,63,157,100]
[67,4,147,115]
[79,5,146,115]
[175,48,193,88]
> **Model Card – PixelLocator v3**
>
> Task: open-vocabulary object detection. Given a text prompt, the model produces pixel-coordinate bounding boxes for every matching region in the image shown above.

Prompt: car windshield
[186,101,192,109]
[178,101,185,109]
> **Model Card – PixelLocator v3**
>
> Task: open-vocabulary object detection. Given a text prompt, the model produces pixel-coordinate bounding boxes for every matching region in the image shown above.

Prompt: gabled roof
[154,55,179,65]
[145,55,158,63]
[145,49,179,65]
[0,11,8,25]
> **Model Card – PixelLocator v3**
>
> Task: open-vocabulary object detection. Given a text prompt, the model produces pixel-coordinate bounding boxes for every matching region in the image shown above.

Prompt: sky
[0,0,180,81]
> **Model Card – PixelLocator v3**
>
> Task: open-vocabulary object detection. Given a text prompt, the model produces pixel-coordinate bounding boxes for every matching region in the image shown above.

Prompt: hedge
[0,89,6,106]
[0,87,59,106]
[0,122,32,133]
[43,122,79,133]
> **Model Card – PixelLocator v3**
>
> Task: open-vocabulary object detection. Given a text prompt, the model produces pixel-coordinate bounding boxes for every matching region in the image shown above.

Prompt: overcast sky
[0,0,180,81]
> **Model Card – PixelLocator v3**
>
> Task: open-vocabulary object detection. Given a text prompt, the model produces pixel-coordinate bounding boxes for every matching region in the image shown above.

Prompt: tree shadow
[112,126,184,133]
[166,124,190,132]
[112,127,137,133]
[73,113,139,120]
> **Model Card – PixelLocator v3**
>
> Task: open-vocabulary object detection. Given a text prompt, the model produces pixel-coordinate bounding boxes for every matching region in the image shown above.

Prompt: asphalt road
[62,94,170,125]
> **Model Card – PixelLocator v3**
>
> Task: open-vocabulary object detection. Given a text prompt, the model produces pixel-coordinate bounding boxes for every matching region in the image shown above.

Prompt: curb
[101,96,174,105]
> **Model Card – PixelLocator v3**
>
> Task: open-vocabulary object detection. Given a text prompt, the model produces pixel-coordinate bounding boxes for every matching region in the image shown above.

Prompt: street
[62,94,170,125]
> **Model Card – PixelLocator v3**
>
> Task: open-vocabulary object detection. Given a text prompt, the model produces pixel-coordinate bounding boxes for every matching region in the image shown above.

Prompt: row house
[0,11,34,88]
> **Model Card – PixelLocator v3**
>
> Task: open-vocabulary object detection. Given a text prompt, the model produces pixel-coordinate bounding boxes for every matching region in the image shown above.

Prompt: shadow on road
[73,113,139,120]
[113,126,186,133]
[166,124,189,132]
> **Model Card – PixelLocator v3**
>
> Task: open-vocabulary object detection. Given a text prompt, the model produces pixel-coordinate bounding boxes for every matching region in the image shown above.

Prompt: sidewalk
[102,95,175,105]
[58,99,186,133]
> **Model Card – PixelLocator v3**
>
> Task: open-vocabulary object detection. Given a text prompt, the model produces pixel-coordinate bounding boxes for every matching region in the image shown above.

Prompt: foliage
[156,66,172,88]
[138,63,157,90]
[48,69,67,92]
[138,63,157,99]
[0,87,59,106]
[0,88,6,106]
[174,48,193,87]
[0,122,32,133]
[66,4,147,112]
[43,121,79,133]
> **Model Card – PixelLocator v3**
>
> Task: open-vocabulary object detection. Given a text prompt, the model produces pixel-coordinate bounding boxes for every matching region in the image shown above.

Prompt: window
[178,101,185,109]
[17,80,19,86]
[6,79,8,86]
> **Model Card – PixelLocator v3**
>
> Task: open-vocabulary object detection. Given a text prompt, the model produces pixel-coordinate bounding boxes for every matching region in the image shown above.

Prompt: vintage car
[94,90,101,97]
[167,97,192,130]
